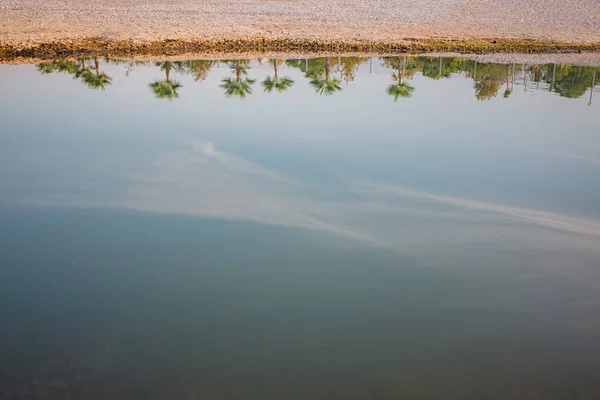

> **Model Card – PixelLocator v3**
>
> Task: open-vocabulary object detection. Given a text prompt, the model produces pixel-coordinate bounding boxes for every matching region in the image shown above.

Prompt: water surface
[1,56,600,399]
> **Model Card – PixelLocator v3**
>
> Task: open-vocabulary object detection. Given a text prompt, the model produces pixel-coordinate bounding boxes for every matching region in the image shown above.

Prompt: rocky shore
[1,0,600,60]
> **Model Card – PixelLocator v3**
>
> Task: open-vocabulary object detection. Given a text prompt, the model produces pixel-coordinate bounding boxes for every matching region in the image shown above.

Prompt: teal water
[1,56,599,399]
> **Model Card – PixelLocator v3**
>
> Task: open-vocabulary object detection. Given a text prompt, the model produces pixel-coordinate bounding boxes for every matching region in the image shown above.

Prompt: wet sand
[1,0,600,59]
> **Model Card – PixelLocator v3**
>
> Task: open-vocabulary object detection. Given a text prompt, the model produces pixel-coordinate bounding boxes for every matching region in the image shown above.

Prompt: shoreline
[2,37,600,63]
[2,0,599,62]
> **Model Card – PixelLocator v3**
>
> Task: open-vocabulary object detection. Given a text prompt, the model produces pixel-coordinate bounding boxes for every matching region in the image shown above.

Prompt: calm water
[1,56,600,399]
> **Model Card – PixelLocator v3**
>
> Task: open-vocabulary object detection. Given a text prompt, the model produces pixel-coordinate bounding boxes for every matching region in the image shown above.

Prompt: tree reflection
[262,59,294,93]
[547,65,597,99]
[37,60,80,75]
[186,60,213,82]
[79,57,112,90]
[419,56,466,80]
[35,56,598,105]
[503,64,514,98]
[336,57,369,83]
[471,62,505,101]
[220,60,256,99]
[386,56,414,101]
[149,61,184,100]
[589,67,596,106]
[307,57,341,96]
[37,58,112,90]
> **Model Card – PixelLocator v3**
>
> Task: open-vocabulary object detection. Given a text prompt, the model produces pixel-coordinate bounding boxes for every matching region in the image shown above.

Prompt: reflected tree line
[38,57,112,90]
[37,56,598,104]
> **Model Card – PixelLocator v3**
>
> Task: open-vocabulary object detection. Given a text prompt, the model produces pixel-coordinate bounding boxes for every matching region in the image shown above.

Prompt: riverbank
[1,0,600,60]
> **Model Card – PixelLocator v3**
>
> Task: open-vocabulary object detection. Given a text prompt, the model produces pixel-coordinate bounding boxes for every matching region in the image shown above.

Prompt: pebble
[1,0,598,46]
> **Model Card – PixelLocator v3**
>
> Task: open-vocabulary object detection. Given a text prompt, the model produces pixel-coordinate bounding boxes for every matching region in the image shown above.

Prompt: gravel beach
[1,0,600,58]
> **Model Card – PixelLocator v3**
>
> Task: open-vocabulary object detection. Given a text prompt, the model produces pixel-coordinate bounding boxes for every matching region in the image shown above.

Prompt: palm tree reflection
[220,60,256,99]
[34,56,597,106]
[79,57,112,90]
[149,61,183,100]
[37,58,112,90]
[387,56,414,101]
[262,59,294,93]
[308,57,341,96]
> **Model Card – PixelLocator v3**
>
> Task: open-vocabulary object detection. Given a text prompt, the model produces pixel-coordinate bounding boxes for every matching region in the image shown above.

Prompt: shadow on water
[36,55,600,104]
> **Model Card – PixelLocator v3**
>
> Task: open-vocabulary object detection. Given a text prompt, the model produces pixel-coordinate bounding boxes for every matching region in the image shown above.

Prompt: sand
[1,0,600,59]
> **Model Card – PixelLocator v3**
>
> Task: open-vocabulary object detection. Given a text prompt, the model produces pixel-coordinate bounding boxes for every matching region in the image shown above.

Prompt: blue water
[1,56,599,399]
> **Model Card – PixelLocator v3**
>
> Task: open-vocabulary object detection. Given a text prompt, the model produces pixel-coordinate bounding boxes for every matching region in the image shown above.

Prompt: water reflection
[149,61,184,100]
[220,60,256,99]
[38,57,112,90]
[2,54,600,399]
[262,59,294,93]
[383,56,415,100]
[186,59,213,82]
[306,57,342,95]
[35,56,599,104]
[587,66,596,106]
